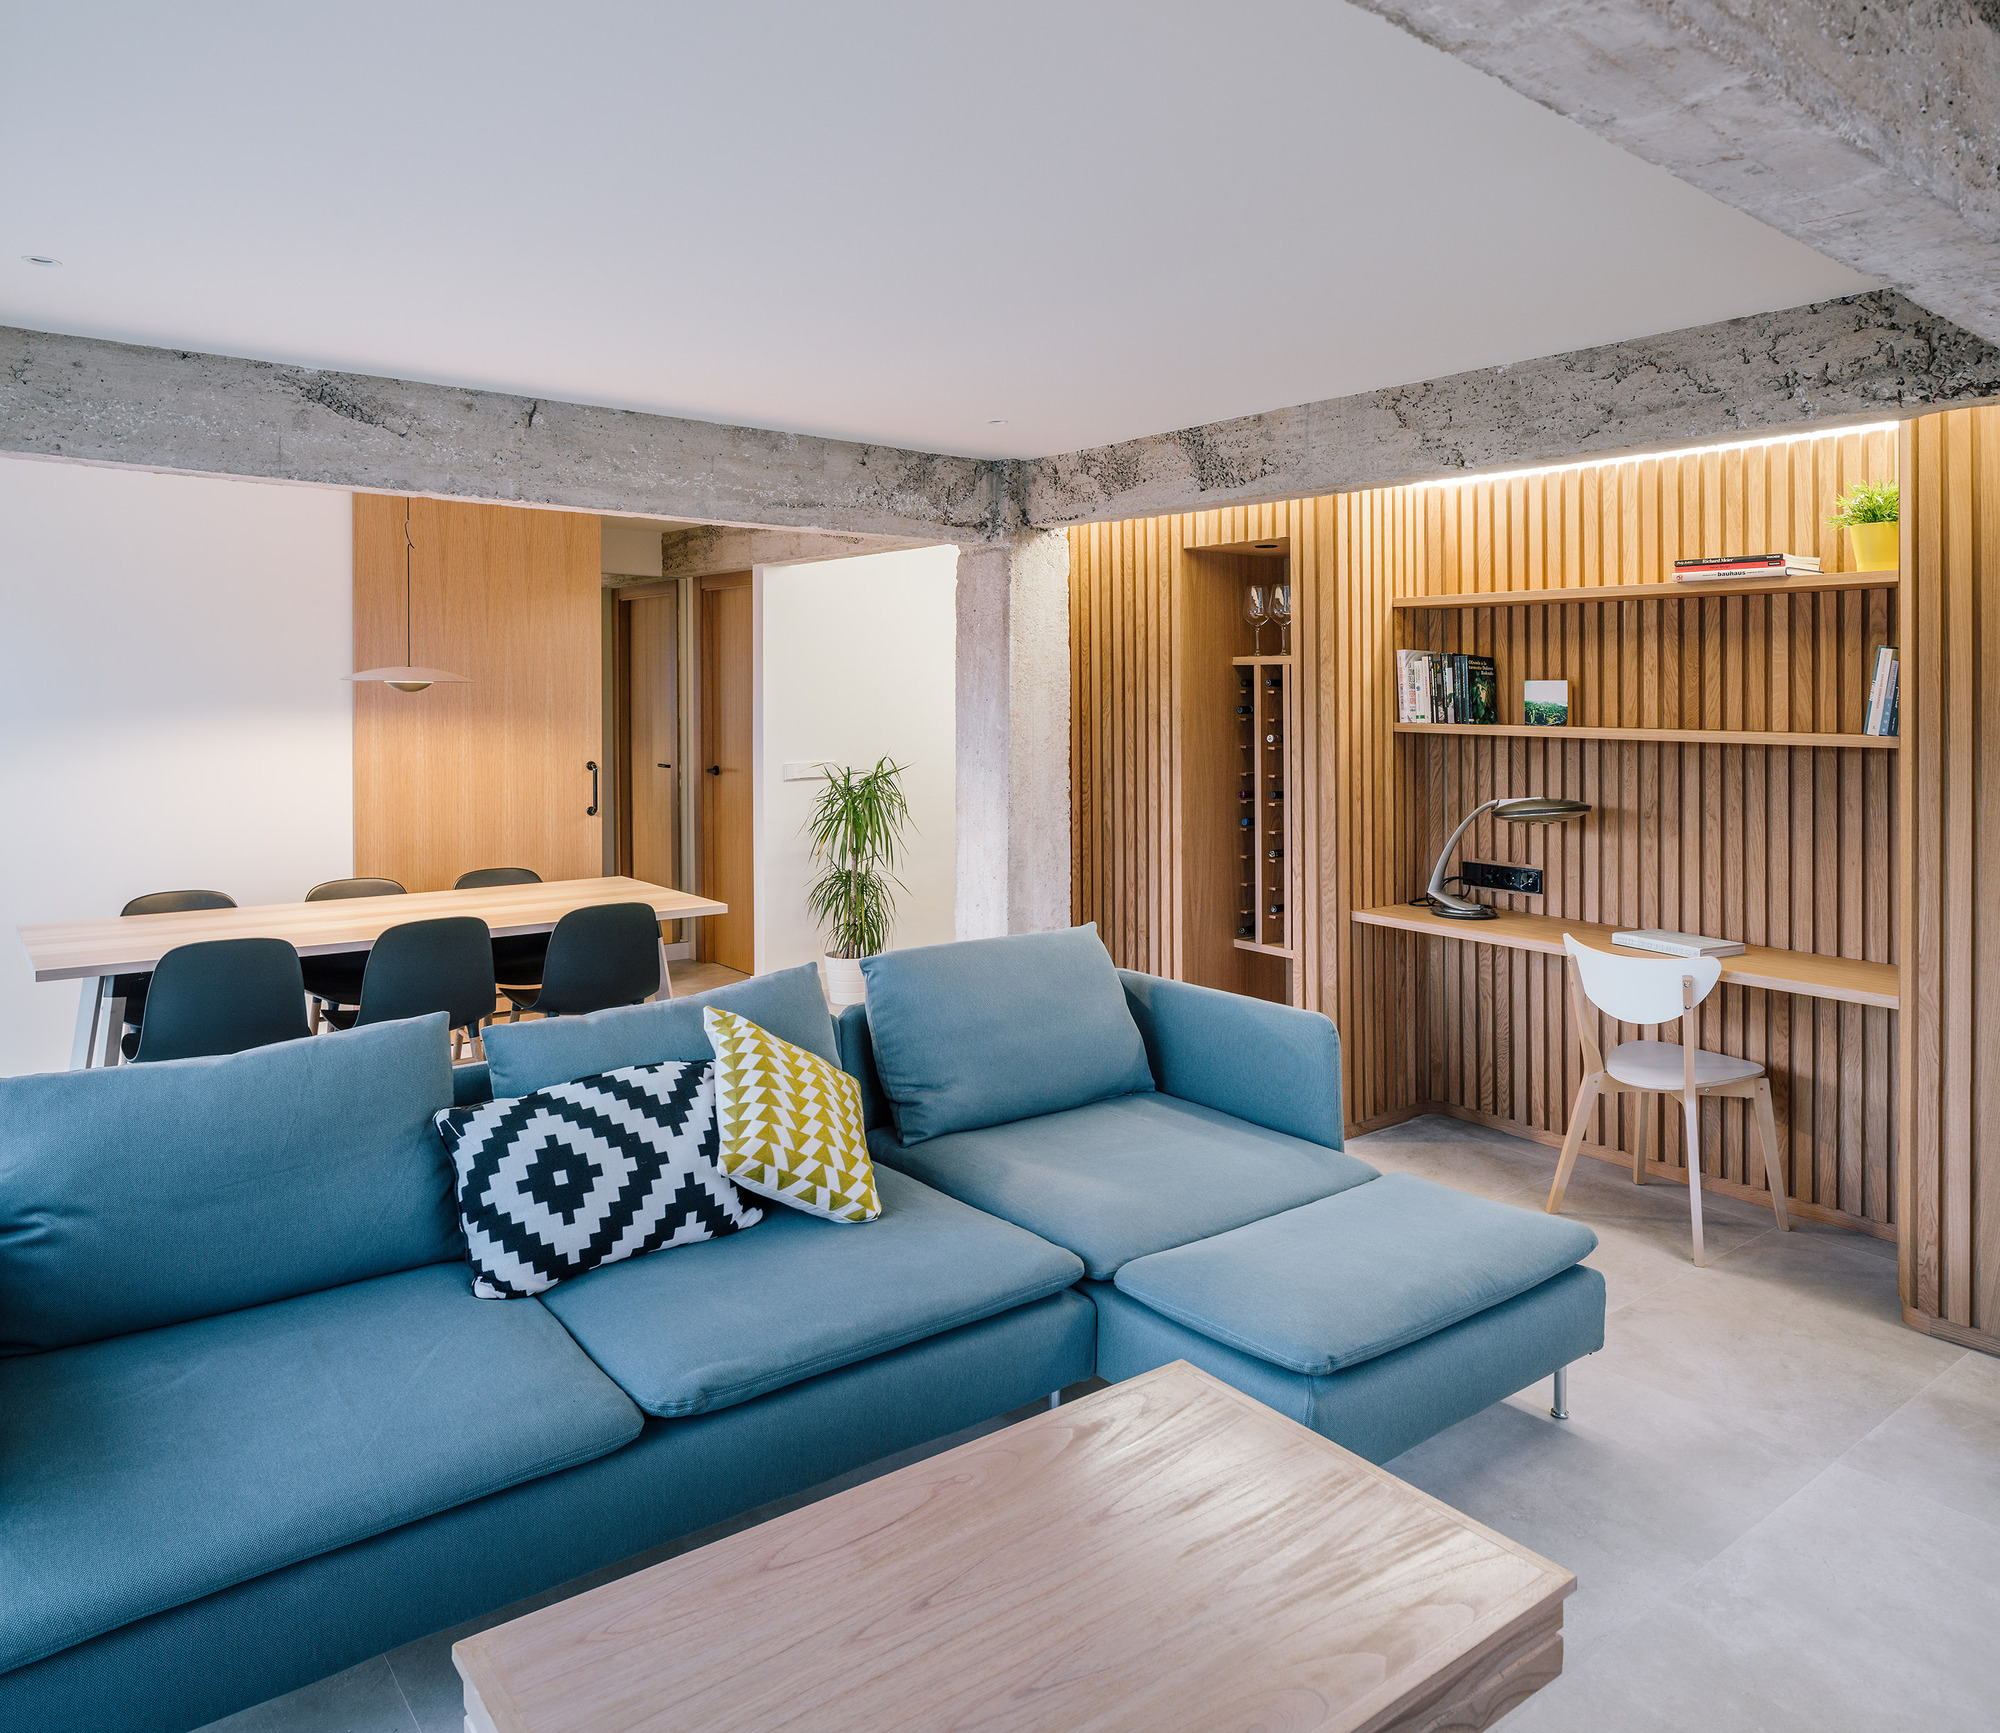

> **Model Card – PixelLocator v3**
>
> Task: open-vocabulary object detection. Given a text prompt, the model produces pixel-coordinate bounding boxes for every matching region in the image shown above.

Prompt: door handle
[657,762,672,769]
[705,765,721,776]
[586,761,598,816]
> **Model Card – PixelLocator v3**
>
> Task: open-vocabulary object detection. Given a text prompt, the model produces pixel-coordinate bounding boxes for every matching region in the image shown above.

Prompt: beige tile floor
[199,1115,2000,1733]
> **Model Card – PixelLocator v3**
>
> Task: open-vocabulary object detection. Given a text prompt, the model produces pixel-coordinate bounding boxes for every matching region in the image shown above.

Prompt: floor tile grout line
[386,1658,425,1733]
[1825,1344,1971,1470]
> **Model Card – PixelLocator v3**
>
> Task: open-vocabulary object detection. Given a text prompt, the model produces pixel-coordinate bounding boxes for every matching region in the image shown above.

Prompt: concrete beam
[1346,0,2000,348]
[658,523,933,582]
[955,531,1072,940]
[0,325,999,542]
[1024,290,2000,527]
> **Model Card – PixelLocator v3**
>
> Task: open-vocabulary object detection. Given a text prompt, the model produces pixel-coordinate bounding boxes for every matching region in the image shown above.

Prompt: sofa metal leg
[1550,1366,1570,1421]
[1049,1390,1062,1410]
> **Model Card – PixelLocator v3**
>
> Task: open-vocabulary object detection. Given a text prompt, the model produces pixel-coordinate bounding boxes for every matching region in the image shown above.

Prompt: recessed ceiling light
[23,255,61,266]
[987,418,1008,426]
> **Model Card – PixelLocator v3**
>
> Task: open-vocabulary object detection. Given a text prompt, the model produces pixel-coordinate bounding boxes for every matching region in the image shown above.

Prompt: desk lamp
[1423,796,1591,919]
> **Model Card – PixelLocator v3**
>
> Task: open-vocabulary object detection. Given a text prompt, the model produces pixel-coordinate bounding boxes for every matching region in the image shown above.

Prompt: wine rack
[1232,654,1294,959]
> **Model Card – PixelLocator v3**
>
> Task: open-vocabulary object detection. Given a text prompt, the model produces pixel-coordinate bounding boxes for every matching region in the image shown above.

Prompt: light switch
[782,762,830,782]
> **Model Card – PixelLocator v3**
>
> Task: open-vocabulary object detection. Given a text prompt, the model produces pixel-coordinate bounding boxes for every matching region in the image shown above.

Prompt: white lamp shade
[345,665,471,687]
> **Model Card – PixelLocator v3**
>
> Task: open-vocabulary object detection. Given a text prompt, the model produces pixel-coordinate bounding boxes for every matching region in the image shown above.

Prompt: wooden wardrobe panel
[354,496,602,892]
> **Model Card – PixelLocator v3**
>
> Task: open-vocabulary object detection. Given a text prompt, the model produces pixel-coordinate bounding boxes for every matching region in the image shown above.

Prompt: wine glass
[1244,585,1270,654]
[1268,582,1293,654]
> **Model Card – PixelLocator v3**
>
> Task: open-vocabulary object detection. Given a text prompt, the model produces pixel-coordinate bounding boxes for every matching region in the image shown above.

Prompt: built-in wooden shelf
[1394,722,1899,750]
[1392,572,1897,610]
[1351,903,1899,1009]
[1232,939,1295,959]
[1231,654,1296,666]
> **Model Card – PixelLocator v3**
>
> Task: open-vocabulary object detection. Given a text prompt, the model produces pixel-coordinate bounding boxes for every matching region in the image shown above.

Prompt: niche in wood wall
[1178,544,1292,1004]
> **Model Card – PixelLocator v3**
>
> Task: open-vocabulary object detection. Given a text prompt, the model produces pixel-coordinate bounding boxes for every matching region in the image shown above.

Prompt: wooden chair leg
[1546,1072,1603,1215]
[1632,1091,1650,1185]
[1751,1078,1791,1232]
[1681,1089,1707,1267]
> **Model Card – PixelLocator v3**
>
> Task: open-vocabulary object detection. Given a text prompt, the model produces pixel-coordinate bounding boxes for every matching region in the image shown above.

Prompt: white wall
[755,546,957,975]
[0,458,355,1076]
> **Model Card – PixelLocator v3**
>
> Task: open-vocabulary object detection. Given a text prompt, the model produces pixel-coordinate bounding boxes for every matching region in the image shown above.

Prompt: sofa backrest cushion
[858,925,1155,1145]
[0,1015,460,1354]
[482,962,837,1099]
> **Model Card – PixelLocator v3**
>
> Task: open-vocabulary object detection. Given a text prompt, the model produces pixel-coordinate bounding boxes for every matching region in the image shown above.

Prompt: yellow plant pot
[1848,521,1899,571]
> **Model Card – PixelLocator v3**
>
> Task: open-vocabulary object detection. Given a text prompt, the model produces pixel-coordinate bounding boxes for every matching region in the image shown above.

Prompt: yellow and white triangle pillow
[702,1006,881,1223]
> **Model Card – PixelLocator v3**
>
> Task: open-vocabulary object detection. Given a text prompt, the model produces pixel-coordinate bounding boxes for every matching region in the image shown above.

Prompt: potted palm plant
[804,758,911,1010]
[1828,479,1900,572]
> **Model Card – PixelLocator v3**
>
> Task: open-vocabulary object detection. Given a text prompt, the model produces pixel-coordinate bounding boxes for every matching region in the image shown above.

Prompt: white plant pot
[821,955,868,1011]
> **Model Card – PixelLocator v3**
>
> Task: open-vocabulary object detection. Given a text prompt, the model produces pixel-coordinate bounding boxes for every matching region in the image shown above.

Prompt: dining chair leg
[1680,1090,1707,1268]
[1751,1078,1791,1233]
[1632,1091,1650,1186]
[1546,1072,1602,1215]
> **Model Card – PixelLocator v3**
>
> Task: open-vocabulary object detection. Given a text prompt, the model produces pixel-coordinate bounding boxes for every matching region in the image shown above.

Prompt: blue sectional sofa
[0,929,1601,1733]
[843,927,1606,1465]
[0,968,1091,1733]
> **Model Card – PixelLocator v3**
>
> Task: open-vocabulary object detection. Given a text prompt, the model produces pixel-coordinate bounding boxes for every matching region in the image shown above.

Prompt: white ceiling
[3,2,1875,461]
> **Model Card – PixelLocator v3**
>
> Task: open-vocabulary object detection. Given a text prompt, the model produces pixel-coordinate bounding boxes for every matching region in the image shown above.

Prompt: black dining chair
[299,877,406,1029]
[112,889,237,1060]
[503,902,662,1019]
[321,917,497,1060]
[453,867,548,993]
[131,938,312,1064]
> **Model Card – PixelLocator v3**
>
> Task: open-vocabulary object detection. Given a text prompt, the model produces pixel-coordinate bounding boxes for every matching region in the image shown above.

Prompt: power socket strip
[1459,860,1544,896]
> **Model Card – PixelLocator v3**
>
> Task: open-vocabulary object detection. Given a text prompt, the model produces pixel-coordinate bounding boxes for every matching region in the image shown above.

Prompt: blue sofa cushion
[0,1016,460,1354]
[869,1094,1379,1280]
[1112,1173,1600,1375]
[858,926,1154,1144]
[483,963,836,1098]
[0,1262,641,1674]
[540,1166,1084,1416]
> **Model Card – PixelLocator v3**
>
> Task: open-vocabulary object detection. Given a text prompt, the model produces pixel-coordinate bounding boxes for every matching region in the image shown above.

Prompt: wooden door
[698,573,754,971]
[354,497,603,891]
[627,594,681,891]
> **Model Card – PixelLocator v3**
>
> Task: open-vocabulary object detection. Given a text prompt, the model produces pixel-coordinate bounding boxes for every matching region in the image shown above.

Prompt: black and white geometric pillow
[432,1060,762,1298]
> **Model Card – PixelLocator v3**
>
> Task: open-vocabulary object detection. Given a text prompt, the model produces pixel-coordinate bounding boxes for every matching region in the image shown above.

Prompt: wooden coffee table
[455,1362,1573,1733]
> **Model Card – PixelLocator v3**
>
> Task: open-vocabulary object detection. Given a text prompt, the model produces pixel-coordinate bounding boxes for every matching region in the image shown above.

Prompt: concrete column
[955,530,1071,940]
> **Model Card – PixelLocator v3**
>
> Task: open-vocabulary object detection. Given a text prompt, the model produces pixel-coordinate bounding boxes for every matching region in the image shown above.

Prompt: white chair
[1546,934,1789,1265]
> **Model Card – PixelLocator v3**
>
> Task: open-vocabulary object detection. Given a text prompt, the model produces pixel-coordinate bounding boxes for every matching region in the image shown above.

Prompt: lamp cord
[404,500,415,669]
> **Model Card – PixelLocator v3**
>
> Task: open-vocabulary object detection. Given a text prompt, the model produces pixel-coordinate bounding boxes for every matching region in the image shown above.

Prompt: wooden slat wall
[1901,404,2000,1352]
[1071,425,1902,1236]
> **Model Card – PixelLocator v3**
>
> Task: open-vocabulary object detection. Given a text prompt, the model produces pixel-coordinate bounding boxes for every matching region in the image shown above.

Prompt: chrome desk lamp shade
[1426,796,1592,918]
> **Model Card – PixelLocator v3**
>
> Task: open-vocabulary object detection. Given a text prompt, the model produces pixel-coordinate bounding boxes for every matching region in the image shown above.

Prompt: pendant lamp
[346,501,470,692]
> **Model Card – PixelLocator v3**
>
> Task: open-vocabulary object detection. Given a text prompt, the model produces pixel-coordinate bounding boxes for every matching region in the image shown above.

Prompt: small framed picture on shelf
[1522,680,1569,727]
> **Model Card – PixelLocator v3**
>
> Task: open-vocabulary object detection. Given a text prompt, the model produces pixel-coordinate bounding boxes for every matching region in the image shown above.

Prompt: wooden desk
[1352,903,1899,1010]
[454,1362,1575,1733]
[18,877,727,1069]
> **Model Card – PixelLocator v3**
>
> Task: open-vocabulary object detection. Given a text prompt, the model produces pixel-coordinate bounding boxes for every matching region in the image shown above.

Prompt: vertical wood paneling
[1901,404,2000,1352]
[1070,425,1912,1241]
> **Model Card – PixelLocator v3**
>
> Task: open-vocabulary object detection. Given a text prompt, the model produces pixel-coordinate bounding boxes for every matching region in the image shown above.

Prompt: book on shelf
[1612,928,1747,959]
[1522,679,1569,727]
[1864,646,1900,736]
[1395,649,1432,723]
[1672,553,1822,582]
[1465,655,1498,724]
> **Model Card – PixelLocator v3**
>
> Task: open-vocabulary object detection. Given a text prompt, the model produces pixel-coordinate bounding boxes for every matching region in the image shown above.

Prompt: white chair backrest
[1564,935,1721,1025]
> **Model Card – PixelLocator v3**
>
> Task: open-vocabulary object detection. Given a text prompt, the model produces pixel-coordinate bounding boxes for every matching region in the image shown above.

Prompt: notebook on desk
[1612,928,1746,959]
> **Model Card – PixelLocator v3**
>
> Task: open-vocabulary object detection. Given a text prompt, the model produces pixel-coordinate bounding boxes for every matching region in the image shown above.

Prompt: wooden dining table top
[17,877,727,982]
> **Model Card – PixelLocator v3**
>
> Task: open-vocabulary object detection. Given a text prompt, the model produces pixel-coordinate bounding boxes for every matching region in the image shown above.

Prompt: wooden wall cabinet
[354,496,603,893]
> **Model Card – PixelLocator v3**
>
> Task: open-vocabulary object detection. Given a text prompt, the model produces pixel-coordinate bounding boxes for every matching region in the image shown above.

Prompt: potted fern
[1828,479,1899,572]
[804,758,911,1010]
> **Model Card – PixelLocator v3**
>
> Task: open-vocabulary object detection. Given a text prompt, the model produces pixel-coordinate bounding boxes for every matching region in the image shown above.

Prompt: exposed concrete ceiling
[1346,0,2000,351]
[2,1,1873,462]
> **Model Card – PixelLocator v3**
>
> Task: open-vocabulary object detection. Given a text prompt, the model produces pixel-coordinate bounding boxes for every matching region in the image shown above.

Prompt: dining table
[17,876,728,1069]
